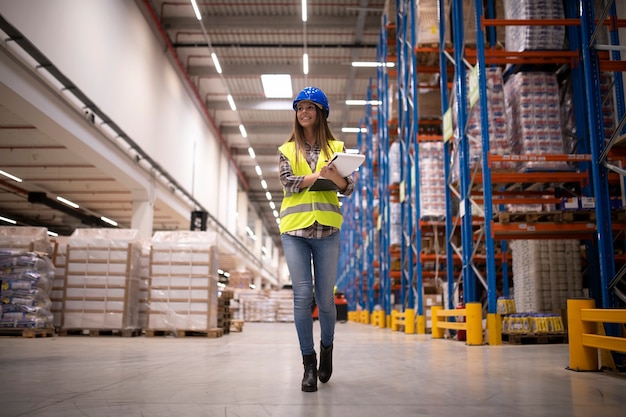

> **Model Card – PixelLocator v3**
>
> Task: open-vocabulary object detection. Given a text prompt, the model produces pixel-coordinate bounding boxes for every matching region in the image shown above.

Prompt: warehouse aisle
[1,322,625,417]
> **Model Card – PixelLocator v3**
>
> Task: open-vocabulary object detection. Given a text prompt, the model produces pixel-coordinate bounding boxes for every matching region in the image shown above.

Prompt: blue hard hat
[292,87,329,117]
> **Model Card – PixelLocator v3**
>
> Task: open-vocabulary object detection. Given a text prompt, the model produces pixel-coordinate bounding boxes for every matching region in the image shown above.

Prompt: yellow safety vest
[279,140,344,234]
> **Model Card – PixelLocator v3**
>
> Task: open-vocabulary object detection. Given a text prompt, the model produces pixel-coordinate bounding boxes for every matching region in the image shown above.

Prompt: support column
[130,189,153,239]
[237,191,248,240]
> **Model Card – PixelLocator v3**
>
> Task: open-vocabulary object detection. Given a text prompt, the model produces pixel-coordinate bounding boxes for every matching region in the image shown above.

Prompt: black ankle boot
[318,342,333,383]
[302,353,318,392]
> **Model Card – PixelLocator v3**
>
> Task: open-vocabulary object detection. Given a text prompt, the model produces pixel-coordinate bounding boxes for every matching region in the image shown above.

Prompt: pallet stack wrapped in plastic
[419,141,446,218]
[137,239,151,330]
[510,239,583,313]
[504,72,567,172]
[0,227,55,332]
[0,250,55,331]
[62,229,141,334]
[147,231,219,333]
[451,67,512,181]
[503,0,565,52]
[50,236,69,329]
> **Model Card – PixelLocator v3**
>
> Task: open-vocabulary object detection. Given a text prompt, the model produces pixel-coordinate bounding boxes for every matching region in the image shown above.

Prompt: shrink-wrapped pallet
[62,229,141,332]
[0,250,55,329]
[147,231,219,332]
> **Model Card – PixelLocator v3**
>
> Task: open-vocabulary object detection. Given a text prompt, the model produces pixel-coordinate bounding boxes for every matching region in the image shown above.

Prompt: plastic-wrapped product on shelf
[419,141,446,218]
[0,250,55,329]
[388,140,401,184]
[503,0,565,52]
[504,72,568,171]
[510,239,583,313]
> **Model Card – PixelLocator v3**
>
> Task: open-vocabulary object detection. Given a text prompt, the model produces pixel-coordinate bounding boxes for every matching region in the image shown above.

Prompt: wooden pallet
[503,332,567,345]
[0,328,55,338]
[230,319,244,333]
[58,328,142,337]
[145,328,224,338]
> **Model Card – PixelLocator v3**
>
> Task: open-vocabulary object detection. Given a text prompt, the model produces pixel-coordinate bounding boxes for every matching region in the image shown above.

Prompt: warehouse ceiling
[0,1,385,258]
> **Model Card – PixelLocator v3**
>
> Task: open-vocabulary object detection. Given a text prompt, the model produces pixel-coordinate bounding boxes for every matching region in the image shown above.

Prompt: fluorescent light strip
[227,94,237,111]
[345,100,382,106]
[255,165,262,176]
[47,230,59,237]
[0,215,17,224]
[261,179,268,189]
[239,124,248,138]
[303,53,309,75]
[265,191,272,201]
[56,196,79,209]
[100,216,118,227]
[0,169,23,183]
[190,0,202,20]
[341,127,367,133]
[351,61,395,68]
[302,0,307,21]
[248,147,256,159]
[269,201,276,210]
[211,52,222,74]
[273,210,279,218]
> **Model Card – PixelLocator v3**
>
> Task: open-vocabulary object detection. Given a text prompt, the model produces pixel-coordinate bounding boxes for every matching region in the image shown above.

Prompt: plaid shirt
[279,141,355,238]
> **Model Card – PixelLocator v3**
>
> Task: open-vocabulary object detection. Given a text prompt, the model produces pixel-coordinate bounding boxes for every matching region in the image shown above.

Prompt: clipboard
[309,152,365,191]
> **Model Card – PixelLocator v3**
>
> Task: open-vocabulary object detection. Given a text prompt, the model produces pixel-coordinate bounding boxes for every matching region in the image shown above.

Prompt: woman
[278,86,354,392]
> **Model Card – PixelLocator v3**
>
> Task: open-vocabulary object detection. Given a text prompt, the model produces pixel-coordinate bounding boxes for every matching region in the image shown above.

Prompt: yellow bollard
[405,308,415,334]
[466,302,483,345]
[567,298,598,371]
[487,313,502,345]
[431,305,443,338]
[416,314,426,334]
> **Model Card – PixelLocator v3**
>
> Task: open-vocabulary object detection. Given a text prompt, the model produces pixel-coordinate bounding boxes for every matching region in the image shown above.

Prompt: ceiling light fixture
[265,191,272,201]
[239,124,248,138]
[301,0,307,22]
[269,201,276,210]
[247,147,256,159]
[0,215,17,224]
[341,127,367,133]
[190,0,202,20]
[303,53,309,75]
[273,210,279,218]
[345,99,382,106]
[351,61,395,68]
[227,94,237,111]
[261,179,268,189]
[100,216,118,227]
[56,196,79,209]
[0,169,23,183]
[255,165,262,176]
[261,74,293,98]
[47,230,59,237]
[211,52,222,74]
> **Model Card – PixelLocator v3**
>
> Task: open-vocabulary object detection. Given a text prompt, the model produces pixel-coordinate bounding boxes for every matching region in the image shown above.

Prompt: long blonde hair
[287,105,337,166]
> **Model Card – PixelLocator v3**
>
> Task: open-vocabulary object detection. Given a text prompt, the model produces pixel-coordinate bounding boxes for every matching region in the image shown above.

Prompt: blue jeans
[281,232,340,356]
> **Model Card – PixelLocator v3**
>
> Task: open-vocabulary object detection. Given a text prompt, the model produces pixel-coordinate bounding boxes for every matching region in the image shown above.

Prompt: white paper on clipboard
[325,152,365,177]
[308,153,365,192]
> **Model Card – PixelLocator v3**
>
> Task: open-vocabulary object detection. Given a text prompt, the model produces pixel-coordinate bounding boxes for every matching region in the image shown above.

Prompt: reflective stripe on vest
[279,140,344,234]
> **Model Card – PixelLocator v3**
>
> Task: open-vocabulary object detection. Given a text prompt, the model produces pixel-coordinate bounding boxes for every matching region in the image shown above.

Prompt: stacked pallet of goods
[146,231,221,337]
[61,229,142,336]
[0,227,56,336]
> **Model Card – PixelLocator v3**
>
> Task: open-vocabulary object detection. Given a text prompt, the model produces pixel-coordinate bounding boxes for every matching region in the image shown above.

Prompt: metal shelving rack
[436,0,626,343]
[579,0,625,308]
[376,14,393,322]
[395,0,422,333]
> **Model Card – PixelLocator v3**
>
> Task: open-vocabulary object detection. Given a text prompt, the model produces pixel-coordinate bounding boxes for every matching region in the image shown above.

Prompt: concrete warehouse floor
[1,321,625,417]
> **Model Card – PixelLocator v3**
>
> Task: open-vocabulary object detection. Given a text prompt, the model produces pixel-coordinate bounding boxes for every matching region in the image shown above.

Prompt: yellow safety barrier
[389,309,417,334]
[390,309,405,331]
[371,310,385,328]
[567,299,626,371]
[431,302,483,345]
